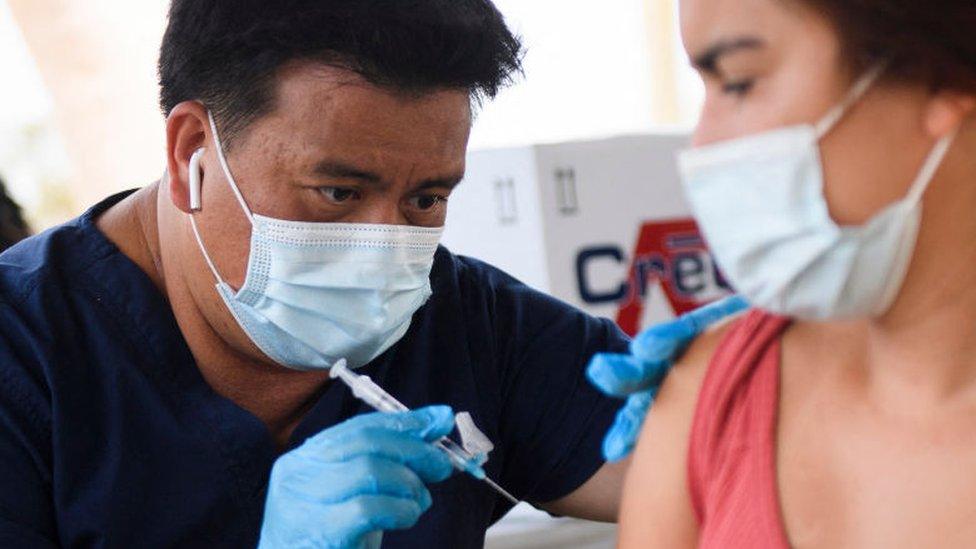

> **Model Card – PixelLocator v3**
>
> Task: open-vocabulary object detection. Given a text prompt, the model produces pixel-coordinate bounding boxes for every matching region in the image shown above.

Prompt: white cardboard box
[444,133,731,337]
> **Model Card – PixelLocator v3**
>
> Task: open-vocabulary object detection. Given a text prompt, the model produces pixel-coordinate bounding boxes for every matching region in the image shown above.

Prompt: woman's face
[680,0,944,225]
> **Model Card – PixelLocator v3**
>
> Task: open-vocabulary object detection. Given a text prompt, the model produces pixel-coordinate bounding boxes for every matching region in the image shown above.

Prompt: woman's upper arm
[616,325,728,549]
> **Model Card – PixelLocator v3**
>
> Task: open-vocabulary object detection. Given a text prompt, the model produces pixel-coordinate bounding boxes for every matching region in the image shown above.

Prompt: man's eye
[319,187,360,203]
[721,79,755,96]
[409,195,447,211]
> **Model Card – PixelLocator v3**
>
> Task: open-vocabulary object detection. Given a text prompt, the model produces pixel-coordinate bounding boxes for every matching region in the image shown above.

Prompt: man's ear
[165,102,211,214]
[924,90,976,139]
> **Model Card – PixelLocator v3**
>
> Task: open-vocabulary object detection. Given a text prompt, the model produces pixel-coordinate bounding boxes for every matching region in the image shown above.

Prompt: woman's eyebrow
[692,36,765,74]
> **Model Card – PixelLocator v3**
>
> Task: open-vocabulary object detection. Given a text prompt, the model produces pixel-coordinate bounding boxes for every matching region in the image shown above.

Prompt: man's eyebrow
[313,160,464,190]
[312,161,383,184]
[415,175,464,191]
[692,36,765,74]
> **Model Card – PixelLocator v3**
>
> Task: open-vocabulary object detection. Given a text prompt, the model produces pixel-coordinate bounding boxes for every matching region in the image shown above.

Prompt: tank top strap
[687,309,792,548]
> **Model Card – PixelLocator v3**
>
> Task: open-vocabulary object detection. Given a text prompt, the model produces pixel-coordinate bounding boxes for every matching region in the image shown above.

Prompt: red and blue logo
[575,219,731,336]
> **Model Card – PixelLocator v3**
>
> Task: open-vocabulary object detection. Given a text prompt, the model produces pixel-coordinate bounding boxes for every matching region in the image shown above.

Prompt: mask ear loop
[871,127,958,317]
[187,111,257,286]
[815,63,889,139]
[904,128,959,206]
[206,111,255,225]
[189,210,227,286]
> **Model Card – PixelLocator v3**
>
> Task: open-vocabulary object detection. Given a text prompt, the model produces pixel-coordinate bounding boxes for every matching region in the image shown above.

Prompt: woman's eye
[409,194,447,211]
[320,187,360,203]
[721,79,755,96]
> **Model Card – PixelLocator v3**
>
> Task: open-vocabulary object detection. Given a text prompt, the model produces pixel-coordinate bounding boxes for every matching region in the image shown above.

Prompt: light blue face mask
[678,66,957,320]
[188,112,443,371]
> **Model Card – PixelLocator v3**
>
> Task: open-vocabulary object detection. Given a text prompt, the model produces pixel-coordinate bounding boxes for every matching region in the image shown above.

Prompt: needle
[484,476,520,505]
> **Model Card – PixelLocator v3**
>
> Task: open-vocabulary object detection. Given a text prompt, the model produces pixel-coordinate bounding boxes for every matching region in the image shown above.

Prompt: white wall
[0,0,704,226]
[469,0,703,151]
[469,0,657,150]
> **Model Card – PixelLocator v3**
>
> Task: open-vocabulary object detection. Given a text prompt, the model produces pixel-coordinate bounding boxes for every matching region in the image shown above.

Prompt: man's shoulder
[431,246,600,326]
[428,246,628,354]
[0,221,93,386]
[433,247,572,308]
[0,231,73,433]
[0,219,100,309]
[0,193,143,388]
[432,246,523,289]
[0,191,133,308]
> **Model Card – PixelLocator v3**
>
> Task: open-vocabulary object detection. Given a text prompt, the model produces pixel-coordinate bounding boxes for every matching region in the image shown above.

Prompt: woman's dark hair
[158,0,524,147]
[0,179,30,253]
[798,1,976,92]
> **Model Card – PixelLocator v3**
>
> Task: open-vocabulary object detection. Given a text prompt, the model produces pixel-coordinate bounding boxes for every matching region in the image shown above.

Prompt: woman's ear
[924,90,976,139]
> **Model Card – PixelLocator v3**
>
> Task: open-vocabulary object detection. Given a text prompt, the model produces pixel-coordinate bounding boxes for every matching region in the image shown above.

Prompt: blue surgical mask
[188,112,443,371]
[678,66,957,320]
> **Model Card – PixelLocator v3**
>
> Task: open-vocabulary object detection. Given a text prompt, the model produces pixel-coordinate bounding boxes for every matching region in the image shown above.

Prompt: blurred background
[0,0,714,547]
[0,0,702,227]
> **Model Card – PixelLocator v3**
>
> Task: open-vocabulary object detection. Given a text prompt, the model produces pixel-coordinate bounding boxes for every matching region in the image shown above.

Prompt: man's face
[213,61,471,228]
[190,61,471,283]
[170,61,472,365]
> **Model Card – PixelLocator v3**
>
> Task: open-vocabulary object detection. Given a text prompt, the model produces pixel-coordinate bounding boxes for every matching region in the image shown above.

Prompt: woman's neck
[866,131,976,406]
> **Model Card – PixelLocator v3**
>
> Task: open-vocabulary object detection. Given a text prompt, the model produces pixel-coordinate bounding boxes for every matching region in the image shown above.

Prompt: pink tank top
[687,310,793,548]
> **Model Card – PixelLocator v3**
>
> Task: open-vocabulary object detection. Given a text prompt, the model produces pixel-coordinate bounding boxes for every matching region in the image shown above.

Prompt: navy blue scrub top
[0,191,629,548]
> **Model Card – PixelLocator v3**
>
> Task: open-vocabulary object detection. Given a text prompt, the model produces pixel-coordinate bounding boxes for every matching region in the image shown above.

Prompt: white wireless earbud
[188,148,206,211]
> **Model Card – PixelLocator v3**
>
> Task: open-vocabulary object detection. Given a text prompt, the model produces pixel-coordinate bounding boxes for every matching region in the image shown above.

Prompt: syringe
[330,359,519,505]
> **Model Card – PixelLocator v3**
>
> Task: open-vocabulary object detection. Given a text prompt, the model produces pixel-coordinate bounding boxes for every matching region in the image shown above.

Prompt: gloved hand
[259,405,457,549]
[587,295,749,461]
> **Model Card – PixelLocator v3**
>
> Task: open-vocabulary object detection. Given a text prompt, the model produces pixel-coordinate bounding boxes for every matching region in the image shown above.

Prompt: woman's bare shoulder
[617,315,742,548]
[662,315,739,405]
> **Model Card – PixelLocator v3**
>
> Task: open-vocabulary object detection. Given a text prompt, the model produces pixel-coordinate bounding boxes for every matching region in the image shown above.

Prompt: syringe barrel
[333,360,408,413]
[331,359,483,474]
[353,380,409,413]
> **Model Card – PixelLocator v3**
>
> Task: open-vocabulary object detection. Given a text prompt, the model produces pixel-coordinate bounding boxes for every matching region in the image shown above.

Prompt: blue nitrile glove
[586,295,749,461]
[258,405,457,549]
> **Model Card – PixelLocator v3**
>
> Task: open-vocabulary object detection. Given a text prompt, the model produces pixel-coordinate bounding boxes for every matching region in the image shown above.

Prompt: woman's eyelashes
[721,79,756,96]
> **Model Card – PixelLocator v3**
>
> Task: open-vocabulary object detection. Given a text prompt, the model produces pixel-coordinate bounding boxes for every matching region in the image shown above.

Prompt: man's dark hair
[158,0,524,147]
[0,178,31,253]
